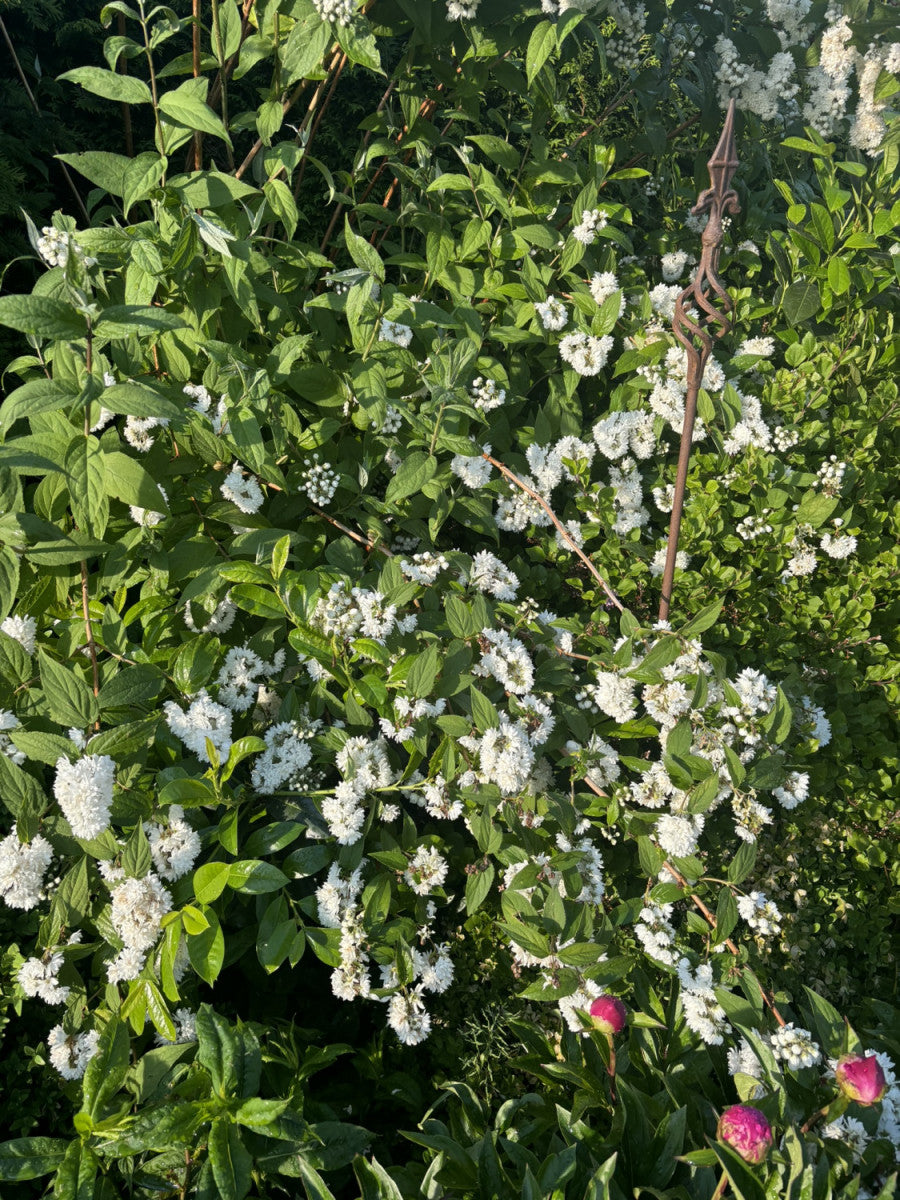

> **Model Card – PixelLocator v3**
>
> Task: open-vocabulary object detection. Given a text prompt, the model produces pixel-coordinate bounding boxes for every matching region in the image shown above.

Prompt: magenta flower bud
[835,1053,888,1106]
[716,1104,773,1164]
[588,995,628,1036]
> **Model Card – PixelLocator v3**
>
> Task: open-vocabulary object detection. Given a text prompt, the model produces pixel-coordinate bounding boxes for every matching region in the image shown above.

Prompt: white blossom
[164,690,233,765]
[48,1025,100,1079]
[54,754,115,839]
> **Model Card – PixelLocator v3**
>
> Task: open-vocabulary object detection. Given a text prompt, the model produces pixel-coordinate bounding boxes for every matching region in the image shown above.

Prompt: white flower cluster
[677,958,728,1045]
[317,861,366,927]
[451,448,492,488]
[446,0,479,17]
[48,1025,100,1080]
[0,826,52,911]
[655,812,704,859]
[107,872,173,983]
[635,901,678,965]
[773,426,799,452]
[381,697,446,745]
[469,377,506,411]
[0,710,24,765]
[714,34,798,122]
[145,806,201,881]
[124,415,168,453]
[768,1021,821,1070]
[379,318,412,347]
[474,627,534,694]
[217,646,285,712]
[221,462,264,514]
[19,950,70,1005]
[156,1007,197,1045]
[1,613,36,654]
[312,0,355,25]
[184,594,236,635]
[495,476,552,531]
[605,0,647,71]
[727,1038,765,1097]
[400,551,449,585]
[164,690,233,765]
[403,845,449,895]
[737,336,775,357]
[322,736,395,844]
[535,296,568,331]
[648,283,681,320]
[466,550,519,600]
[184,382,227,433]
[737,890,782,936]
[460,717,534,795]
[785,524,817,578]
[559,331,614,376]
[53,754,115,839]
[36,226,75,268]
[593,410,655,461]
[661,250,691,282]
[252,721,313,793]
[572,207,608,245]
[737,512,773,542]
[820,531,857,559]
[589,271,624,313]
[311,580,414,644]
[299,454,339,506]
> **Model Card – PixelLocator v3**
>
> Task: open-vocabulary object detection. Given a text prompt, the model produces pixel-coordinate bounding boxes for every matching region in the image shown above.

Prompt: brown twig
[80,562,101,727]
[192,0,203,170]
[291,52,348,201]
[483,454,623,611]
[0,16,90,223]
[310,507,393,556]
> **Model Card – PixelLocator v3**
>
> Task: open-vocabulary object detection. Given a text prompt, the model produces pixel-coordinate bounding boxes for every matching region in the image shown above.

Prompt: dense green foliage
[0,0,897,1197]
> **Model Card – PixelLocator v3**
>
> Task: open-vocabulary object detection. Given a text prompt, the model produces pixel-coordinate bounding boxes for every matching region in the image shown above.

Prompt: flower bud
[716,1104,773,1164]
[588,994,628,1036]
[835,1053,888,1106]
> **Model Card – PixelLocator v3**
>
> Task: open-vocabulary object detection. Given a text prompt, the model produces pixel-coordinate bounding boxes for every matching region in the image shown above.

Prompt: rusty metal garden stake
[658,99,740,622]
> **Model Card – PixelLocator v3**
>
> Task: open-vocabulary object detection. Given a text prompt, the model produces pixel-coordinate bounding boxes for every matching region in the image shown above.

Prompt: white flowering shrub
[0,0,897,1196]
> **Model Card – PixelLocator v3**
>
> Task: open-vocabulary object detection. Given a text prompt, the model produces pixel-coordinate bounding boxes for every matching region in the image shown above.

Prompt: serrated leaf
[58,65,151,104]
[38,649,98,728]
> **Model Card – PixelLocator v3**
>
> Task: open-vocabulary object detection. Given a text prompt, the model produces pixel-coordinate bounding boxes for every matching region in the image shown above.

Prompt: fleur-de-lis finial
[659,100,741,621]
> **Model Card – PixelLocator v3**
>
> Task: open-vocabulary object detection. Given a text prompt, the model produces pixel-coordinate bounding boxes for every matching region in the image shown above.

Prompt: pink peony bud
[588,994,628,1036]
[716,1104,773,1164]
[835,1053,888,1106]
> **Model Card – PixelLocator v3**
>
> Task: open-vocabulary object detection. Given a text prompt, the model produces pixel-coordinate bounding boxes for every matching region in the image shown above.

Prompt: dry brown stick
[0,16,90,224]
[118,13,134,157]
[310,507,393,556]
[192,0,203,170]
[208,0,256,111]
[234,65,317,180]
[483,454,623,611]
[291,51,348,200]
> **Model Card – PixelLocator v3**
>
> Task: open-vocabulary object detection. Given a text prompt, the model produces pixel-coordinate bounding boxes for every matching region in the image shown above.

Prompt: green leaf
[208,1118,253,1200]
[405,643,441,698]
[103,450,171,511]
[158,78,232,145]
[526,20,556,85]
[0,1138,68,1182]
[58,65,151,104]
[54,856,91,925]
[188,907,225,986]
[229,584,284,620]
[194,861,233,904]
[782,279,821,324]
[98,382,181,422]
[678,599,723,638]
[0,295,84,339]
[344,216,385,281]
[803,985,846,1057]
[465,863,494,915]
[470,686,499,732]
[0,547,20,625]
[384,451,437,504]
[708,1139,767,1200]
[55,151,131,197]
[66,435,108,540]
[121,821,152,878]
[727,838,757,885]
[95,304,185,338]
[38,649,98,728]
[715,887,739,944]
[827,257,850,295]
[353,1155,404,1200]
[228,860,289,894]
[281,14,331,85]
[122,152,167,217]
[80,1018,129,1121]
[0,379,77,434]
[52,1138,97,1200]
[264,178,299,240]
